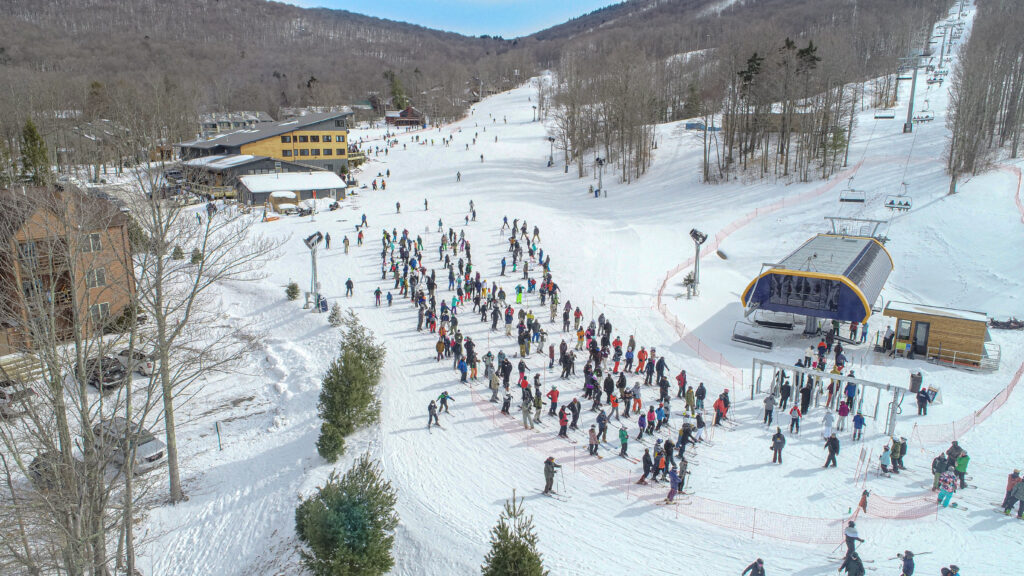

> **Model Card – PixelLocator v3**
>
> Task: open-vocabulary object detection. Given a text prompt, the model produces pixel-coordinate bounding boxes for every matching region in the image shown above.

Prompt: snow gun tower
[739,220,893,338]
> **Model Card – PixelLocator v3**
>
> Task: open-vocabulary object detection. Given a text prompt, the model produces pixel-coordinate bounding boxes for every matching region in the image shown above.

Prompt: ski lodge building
[741,233,894,329]
[176,110,355,176]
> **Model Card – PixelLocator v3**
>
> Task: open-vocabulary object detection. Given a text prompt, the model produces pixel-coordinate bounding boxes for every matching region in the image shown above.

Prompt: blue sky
[283,0,617,38]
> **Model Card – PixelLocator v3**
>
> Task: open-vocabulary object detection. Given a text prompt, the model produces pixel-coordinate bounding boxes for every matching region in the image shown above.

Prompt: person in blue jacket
[665,467,682,502]
[741,558,765,576]
[900,551,915,576]
[852,411,866,441]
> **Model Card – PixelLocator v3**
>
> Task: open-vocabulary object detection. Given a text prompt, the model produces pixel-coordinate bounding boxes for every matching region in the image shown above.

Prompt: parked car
[72,357,128,390]
[0,379,37,418]
[116,349,155,376]
[92,417,166,474]
[28,451,84,490]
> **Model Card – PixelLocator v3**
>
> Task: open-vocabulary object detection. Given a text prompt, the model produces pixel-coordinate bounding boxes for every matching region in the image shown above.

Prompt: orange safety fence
[910,361,1024,446]
[655,165,860,390]
[858,492,938,520]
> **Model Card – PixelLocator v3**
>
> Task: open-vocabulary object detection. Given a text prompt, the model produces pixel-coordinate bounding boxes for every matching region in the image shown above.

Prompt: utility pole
[304,232,324,312]
[595,157,605,195]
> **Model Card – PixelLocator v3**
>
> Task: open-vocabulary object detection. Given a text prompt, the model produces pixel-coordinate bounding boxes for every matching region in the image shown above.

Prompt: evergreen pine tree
[316,311,385,461]
[19,119,50,185]
[328,303,343,327]
[286,281,300,300]
[171,245,185,260]
[190,248,203,265]
[295,453,399,576]
[482,491,547,576]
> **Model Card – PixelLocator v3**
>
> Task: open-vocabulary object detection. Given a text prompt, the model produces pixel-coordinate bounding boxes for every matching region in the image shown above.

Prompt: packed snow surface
[136,6,1024,575]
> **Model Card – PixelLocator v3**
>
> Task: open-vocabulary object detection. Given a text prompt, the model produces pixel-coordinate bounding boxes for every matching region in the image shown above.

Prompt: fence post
[751,509,757,539]
[626,470,631,500]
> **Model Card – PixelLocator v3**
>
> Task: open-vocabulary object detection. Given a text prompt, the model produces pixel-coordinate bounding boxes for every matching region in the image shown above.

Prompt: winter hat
[848,521,855,527]
[947,466,956,471]
[904,551,914,557]
[590,424,595,429]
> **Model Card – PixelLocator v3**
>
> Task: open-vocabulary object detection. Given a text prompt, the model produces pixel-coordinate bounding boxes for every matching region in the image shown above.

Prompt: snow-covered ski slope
[139,7,1024,575]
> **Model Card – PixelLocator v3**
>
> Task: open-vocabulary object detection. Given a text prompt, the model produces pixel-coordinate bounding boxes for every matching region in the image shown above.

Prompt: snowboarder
[771,427,785,464]
[542,457,561,494]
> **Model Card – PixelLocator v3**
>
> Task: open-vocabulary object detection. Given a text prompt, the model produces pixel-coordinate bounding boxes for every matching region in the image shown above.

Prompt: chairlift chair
[874,109,896,119]
[731,321,773,351]
[839,188,866,203]
[752,309,796,331]
[884,195,913,212]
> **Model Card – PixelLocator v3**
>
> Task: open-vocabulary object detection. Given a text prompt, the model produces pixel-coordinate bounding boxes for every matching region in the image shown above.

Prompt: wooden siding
[240,129,349,163]
[883,308,987,359]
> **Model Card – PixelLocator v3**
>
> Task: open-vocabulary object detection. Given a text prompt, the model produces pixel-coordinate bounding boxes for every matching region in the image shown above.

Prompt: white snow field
[137,10,1024,576]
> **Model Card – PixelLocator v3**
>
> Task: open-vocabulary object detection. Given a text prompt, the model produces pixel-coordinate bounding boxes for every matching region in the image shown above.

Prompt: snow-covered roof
[884,301,987,323]
[184,154,260,170]
[239,172,346,194]
[269,191,297,199]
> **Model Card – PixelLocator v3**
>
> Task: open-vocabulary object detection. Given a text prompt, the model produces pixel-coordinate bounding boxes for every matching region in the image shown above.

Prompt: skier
[396,201,401,213]
[374,287,382,306]
[546,386,559,415]
[521,396,534,430]
[665,467,682,503]
[456,171,461,182]
[788,405,801,434]
[916,384,931,415]
[437,391,454,413]
[900,551,915,576]
[427,400,439,429]
[618,426,629,457]
[741,559,765,576]
[954,450,970,489]
[557,406,569,437]
[844,521,863,555]
[637,448,653,484]
[839,552,866,576]
[542,457,561,494]
[771,427,785,464]
[345,278,354,297]
[937,466,958,508]
[879,445,893,475]
[1003,471,1024,518]
[931,453,949,491]
[588,425,599,456]
[824,433,840,468]
[763,392,776,425]
[852,412,865,441]
[822,409,835,439]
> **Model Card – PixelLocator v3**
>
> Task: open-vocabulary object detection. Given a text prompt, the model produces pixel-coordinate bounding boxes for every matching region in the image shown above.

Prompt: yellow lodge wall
[240,129,349,162]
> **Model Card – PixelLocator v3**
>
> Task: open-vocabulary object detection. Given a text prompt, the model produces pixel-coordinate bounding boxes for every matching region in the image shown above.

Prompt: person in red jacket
[636,347,649,374]
[675,369,687,399]
[557,407,569,437]
[546,386,560,415]
[713,394,728,426]
[1003,469,1022,510]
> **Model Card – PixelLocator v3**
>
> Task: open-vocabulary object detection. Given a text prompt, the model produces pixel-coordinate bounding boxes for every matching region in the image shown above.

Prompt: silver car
[116,349,155,376]
[92,417,166,474]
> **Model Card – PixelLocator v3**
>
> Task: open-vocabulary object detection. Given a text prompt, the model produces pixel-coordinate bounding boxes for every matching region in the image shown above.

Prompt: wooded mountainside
[0,0,988,187]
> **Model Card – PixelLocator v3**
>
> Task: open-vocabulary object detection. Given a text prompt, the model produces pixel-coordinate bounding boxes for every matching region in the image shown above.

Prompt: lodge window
[281,136,291,143]
[81,232,102,253]
[323,135,332,142]
[299,149,309,156]
[310,135,319,143]
[335,120,345,127]
[86,268,107,288]
[896,319,912,340]
[282,150,293,157]
[17,241,36,261]
[89,302,110,322]
[323,149,332,156]
[298,135,308,143]
[336,149,345,156]
[337,134,345,143]
[311,149,320,156]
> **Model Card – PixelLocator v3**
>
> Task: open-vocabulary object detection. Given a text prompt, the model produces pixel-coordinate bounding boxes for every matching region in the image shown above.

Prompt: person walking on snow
[618,426,629,457]
[374,287,382,306]
[763,392,776,425]
[345,278,354,297]
[771,427,786,464]
[789,405,802,434]
[824,433,840,468]
[822,409,835,439]
[542,457,561,494]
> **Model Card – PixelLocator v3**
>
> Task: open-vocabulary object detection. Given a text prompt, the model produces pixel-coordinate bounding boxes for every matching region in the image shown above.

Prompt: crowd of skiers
[365,210,720,504]
[347,196,991,574]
